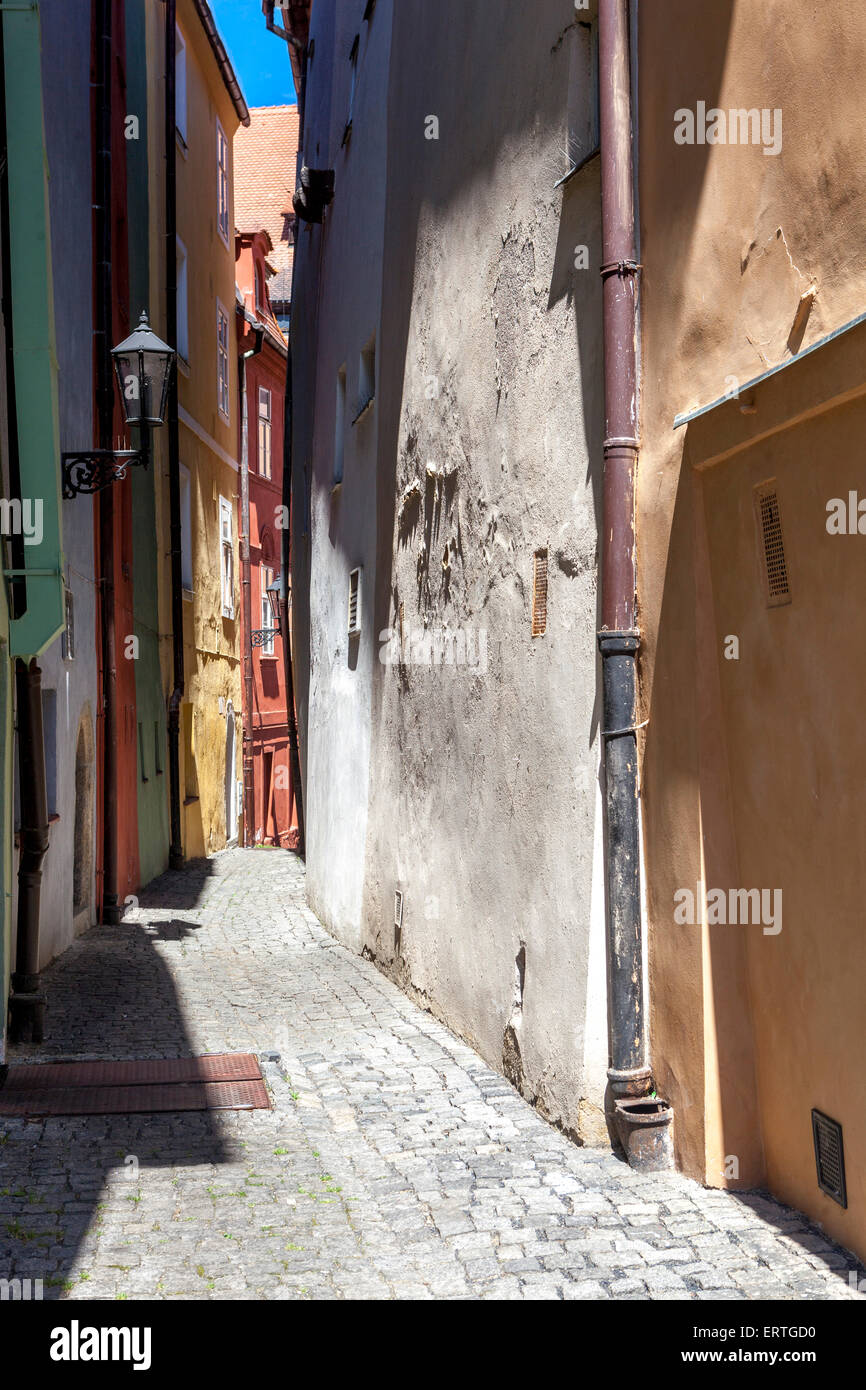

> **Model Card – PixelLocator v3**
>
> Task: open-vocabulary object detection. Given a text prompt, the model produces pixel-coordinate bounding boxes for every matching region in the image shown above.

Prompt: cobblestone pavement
[1,849,862,1301]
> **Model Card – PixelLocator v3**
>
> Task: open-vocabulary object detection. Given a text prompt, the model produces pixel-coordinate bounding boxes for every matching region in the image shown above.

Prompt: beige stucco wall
[638,0,866,1255]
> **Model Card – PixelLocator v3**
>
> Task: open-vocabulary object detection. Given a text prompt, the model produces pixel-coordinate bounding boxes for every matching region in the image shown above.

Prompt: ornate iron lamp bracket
[251,629,279,648]
[61,449,146,500]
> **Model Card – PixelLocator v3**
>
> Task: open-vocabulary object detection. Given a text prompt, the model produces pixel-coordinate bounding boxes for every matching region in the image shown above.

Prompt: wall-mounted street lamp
[251,571,284,648]
[62,311,175,499]
[266,571,284,622]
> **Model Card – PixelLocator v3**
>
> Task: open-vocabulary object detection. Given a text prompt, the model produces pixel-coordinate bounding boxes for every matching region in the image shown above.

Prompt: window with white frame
[219,495,234,618]
[217,119,229,245]
[176,26,188,144]
[260,564,275,655]
[176,237,189,361]
[217,302,230,420]
[258,387,272,478]
[179,463,193,592]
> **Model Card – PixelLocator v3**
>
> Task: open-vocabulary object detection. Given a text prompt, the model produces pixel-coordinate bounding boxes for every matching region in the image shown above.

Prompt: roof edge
[192,0,251,127]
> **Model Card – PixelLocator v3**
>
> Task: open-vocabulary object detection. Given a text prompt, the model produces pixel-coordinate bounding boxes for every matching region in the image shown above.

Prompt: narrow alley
[0,851,860,1302]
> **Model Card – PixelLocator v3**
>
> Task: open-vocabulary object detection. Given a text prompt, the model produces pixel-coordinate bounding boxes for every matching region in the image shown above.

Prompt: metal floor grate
[0,1054,270,1116]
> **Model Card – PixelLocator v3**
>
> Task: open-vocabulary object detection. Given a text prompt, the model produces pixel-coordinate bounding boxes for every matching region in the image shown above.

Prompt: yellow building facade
[146,0,248,859]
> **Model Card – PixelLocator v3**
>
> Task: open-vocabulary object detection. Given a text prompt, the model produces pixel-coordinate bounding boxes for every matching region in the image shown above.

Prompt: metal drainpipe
[95,0,121,925]
[597,0,672,1166]
[164,0,184,870]
[239,324,264,848]
[263,0,307,139]
[281,341,305,857]
[9,658,49,1042]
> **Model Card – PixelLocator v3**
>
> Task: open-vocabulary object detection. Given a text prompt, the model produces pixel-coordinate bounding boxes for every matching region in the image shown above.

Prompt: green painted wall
[0,539,10,1057]
[128,0,169,886]
[4,4,64,659]
[1,2,65,1044]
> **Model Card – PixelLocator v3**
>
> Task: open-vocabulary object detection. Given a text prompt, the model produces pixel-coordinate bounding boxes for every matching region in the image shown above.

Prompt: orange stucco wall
[638,0,866,1257]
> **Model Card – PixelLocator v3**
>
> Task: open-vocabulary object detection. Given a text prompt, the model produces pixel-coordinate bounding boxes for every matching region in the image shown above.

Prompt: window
[217,301,230,420]
[564,20,599,177]
[343,34,359,145]
[356,333,375,419]
[334,365,346,484]
[61,586,74,661]
[255,263,265,312]
[42,688,57,817]
[176,237,189,361]
[154,720,163,776]
[217,119,229,245]
[138,722,148,783]
[176,26,188,145]
[258,387,272,478]
[219,494,234,618]
[179,463,193,591]
[260,564,275,655]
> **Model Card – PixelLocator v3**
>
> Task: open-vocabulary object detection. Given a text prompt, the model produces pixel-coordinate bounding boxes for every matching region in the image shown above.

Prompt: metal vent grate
[754,483,791,606]
[532,548,548,636]
[0,1054,270,1117]
[348,567,361,635]
[812,1108,847,1207]
[394,889,403,929]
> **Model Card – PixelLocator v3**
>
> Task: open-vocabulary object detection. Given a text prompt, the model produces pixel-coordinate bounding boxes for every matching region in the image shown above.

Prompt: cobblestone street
[0,849,862,1301]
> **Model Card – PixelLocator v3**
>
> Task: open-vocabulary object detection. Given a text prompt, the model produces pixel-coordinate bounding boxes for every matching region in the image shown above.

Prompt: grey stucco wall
[292,0,394,948]
[292,0,609,1140]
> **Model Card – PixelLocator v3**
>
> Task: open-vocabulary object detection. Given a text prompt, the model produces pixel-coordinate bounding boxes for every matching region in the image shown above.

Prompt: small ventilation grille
[348,567,361,635]
[394,890,403,930]
[812,1108,847,1207]
[754,482,791,606]
[532,548,548,636]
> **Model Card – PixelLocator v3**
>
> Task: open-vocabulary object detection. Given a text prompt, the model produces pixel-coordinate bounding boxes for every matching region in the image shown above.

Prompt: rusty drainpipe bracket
[608,1071,674,1172]
[8,987,47,1045]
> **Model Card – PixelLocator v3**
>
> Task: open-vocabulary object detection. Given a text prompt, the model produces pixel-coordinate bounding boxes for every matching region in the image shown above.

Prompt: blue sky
[211,0,297,109]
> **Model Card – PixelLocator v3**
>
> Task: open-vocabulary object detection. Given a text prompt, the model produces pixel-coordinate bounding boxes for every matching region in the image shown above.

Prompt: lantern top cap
[112,310,174,358]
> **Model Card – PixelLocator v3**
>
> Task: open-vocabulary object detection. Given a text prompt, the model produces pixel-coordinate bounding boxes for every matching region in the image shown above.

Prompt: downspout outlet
[613,1096,675,1172]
